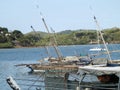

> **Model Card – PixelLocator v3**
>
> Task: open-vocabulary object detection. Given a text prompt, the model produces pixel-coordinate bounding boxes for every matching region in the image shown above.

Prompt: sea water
[0,44,120,90]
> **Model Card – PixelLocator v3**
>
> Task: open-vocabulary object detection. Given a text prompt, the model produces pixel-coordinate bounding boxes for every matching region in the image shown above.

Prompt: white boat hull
[89,47,106,51]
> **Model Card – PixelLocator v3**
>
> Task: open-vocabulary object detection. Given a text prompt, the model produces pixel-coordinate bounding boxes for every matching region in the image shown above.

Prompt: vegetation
[0,26,120,48]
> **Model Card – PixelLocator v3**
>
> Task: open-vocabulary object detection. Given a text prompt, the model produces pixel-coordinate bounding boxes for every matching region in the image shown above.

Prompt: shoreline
[0,43,120,49]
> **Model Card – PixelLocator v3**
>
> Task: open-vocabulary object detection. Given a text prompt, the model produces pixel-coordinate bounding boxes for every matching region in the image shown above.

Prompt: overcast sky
[0,0,120,33]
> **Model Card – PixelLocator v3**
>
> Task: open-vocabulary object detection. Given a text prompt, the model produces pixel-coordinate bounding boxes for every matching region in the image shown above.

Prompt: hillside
[0,26,120,48]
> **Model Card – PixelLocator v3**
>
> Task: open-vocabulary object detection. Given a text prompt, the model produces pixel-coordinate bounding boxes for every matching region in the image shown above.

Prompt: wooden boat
[16,14,90,81]
[28,64,78,77]
[25,14,92,75]
[25,54,92,74]
[78,64,120,83]
[78,16,120,84]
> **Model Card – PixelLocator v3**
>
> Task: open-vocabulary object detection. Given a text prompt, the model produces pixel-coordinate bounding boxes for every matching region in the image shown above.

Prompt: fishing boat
[16,13,92,79]
[26,55,91,75]
[78,64,120,83]
[78,16,120,84]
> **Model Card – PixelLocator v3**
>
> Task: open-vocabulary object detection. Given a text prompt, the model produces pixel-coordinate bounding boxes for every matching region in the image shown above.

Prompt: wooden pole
[6,76,21,90]
[40,13,63,61]
[93,16,112,63]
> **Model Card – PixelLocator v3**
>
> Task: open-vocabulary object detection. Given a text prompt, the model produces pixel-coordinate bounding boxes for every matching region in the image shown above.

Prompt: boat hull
[97,74,119,83]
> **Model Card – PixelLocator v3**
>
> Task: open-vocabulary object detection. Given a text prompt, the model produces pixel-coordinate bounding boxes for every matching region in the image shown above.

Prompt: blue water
[0,44,120,90]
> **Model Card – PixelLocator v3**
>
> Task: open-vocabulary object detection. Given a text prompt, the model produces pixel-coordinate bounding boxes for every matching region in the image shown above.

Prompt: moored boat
[78,15,120,84]
[89,47,106,51]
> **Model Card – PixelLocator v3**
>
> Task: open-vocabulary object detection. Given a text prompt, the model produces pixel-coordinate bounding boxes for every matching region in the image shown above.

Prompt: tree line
[0,26,120,48]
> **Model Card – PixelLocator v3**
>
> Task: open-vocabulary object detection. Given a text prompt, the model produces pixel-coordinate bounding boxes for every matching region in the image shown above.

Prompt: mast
[40,13,63,61]
[93,16,112,63]
[31,26,36,33]
[50,27,58,46]
[30,25,41,39]
[31,25,51,58]
[96,28,100,47]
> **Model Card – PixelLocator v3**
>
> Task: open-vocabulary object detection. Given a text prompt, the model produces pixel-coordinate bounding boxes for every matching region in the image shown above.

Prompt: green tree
[12,30,23,40]
[0,27,9,43]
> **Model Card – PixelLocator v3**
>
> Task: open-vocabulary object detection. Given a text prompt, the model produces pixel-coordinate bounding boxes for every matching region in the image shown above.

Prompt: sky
[0,0,120,34]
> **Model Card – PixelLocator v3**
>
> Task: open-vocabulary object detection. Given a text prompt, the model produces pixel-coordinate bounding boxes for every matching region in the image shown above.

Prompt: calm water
[0,44,120,90]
